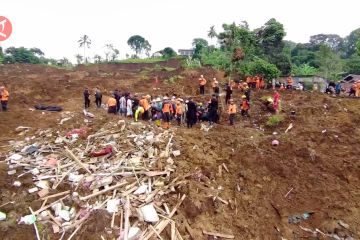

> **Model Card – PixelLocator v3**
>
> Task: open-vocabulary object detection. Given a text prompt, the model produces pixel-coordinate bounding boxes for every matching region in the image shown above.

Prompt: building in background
[178,49,194,57]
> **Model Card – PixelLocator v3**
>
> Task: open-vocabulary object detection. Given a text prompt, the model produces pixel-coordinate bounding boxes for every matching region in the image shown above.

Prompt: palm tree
[208,25,217,39]
[78,35,91,63]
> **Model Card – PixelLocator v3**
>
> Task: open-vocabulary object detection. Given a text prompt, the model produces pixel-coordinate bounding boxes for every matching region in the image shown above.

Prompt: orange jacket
[139,98,150,110]
[228,103,237,114]
[107,97,117,107]
[199,77,207,86]
[287,77,293,85]
[1,89,9,101]
[175,101,183,115]
[162,102,173,113]
[241,100,250,110]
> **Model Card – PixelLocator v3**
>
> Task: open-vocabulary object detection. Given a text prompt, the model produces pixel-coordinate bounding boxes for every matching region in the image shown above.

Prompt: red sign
[0,16,12,41]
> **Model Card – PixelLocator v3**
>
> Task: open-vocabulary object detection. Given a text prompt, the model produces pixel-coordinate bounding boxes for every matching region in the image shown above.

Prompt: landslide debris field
[0,60,359,240]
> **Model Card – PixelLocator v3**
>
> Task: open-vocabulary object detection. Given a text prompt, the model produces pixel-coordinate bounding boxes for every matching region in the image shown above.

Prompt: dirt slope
[0,62,359,239]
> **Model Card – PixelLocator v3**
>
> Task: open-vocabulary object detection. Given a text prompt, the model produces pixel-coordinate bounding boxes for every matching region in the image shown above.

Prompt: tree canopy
[127,35,151,57]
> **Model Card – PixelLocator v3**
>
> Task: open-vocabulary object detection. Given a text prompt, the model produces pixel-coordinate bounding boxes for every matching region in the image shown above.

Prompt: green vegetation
[116,57,165,64]
[183,58,201,69]
[292,64,318,76]
[160,47,177,59]
[193,20,360,81]
[127,35,151,58]
[266,115,285,126]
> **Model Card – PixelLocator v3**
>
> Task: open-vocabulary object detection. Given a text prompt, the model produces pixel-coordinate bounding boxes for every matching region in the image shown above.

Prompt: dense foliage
[195,20,360,81]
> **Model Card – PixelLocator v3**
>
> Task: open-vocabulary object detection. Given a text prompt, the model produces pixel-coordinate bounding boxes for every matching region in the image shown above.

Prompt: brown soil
[0,61,359,239]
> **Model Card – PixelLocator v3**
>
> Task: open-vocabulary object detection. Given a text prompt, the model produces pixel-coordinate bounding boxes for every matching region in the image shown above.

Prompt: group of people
[0,86,9,111]
[82,74,260,127]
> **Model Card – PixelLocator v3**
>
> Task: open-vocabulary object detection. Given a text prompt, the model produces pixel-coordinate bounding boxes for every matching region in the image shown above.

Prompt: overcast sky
[1,0,359,62]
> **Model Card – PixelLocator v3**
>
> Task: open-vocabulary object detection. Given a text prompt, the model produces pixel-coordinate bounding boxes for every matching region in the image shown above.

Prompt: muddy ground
[0,60,359,239]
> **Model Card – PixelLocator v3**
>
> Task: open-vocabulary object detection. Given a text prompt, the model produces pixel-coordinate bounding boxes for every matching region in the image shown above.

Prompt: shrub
[266,115,284,126]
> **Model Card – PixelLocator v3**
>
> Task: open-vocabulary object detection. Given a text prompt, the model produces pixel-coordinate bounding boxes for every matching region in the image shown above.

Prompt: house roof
[178,49,194,52]
[341,74,360,83]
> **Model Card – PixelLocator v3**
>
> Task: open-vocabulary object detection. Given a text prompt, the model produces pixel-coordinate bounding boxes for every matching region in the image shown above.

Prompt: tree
[144,40,151,58]
[58,58,72,67]
[127,35,151,57]
[309,34,343,52]
[30,48,45,56]
[104,44,113,62]
[75,54,83,65]
[192,38,208,59]
[291,43,318,67]
[357,39,360,56]
[93,54,102,63]
[345,54,360,74]
[3,47,42,64]
[111,48,120,61]
[208,25,217,39]
[343,28,360,57]
[246,58,281,81]
[161,47,177,59]
[315,44,343,80]
[78,35,91,63]
[256,18,286,56]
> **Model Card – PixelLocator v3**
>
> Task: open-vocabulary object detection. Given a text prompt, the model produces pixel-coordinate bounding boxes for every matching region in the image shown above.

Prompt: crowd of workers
[83,75,284,127]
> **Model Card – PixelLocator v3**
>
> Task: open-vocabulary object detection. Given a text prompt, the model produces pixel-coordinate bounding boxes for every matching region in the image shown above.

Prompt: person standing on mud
[186,98,197,128]
[228,99,237,125]
[244,84,251,101]
[95,87,102,108]
[198,75,207,95]
[162,97,173,129]
[212,78,219,95]
[119,94,126,116]
[126,96,133,117]
[0,86,9,111]
[208,94,218,125]
[240,95,250,117]
[107,94,117,114]
[225,83,232,105]
[83,87,90,109]
[114,89,121,113]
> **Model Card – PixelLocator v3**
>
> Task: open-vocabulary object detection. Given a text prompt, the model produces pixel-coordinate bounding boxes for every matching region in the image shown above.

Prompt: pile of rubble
[3,119,188,239]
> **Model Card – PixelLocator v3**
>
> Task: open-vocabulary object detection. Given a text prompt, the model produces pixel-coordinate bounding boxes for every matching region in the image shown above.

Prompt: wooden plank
[202,230,234,239]
[79,181,130,201]
[65,147,91,174]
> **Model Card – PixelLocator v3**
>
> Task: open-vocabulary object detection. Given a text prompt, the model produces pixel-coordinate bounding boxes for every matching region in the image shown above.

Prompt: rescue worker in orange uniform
[199,75,207,95]
[260,76,265,89]
[139,95,151,120]
[175,98,184,126]
[162,97,173,129]
[212,78,219,96]
[241,95,250,117]
[287,76,294,90]
[228,99,237,125]
[255,76,260,90]
[107,95,117,114]
[0,86,9,111]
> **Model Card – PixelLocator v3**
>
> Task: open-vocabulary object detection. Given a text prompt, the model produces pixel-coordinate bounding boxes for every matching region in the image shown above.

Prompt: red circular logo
[0,16,12,41]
